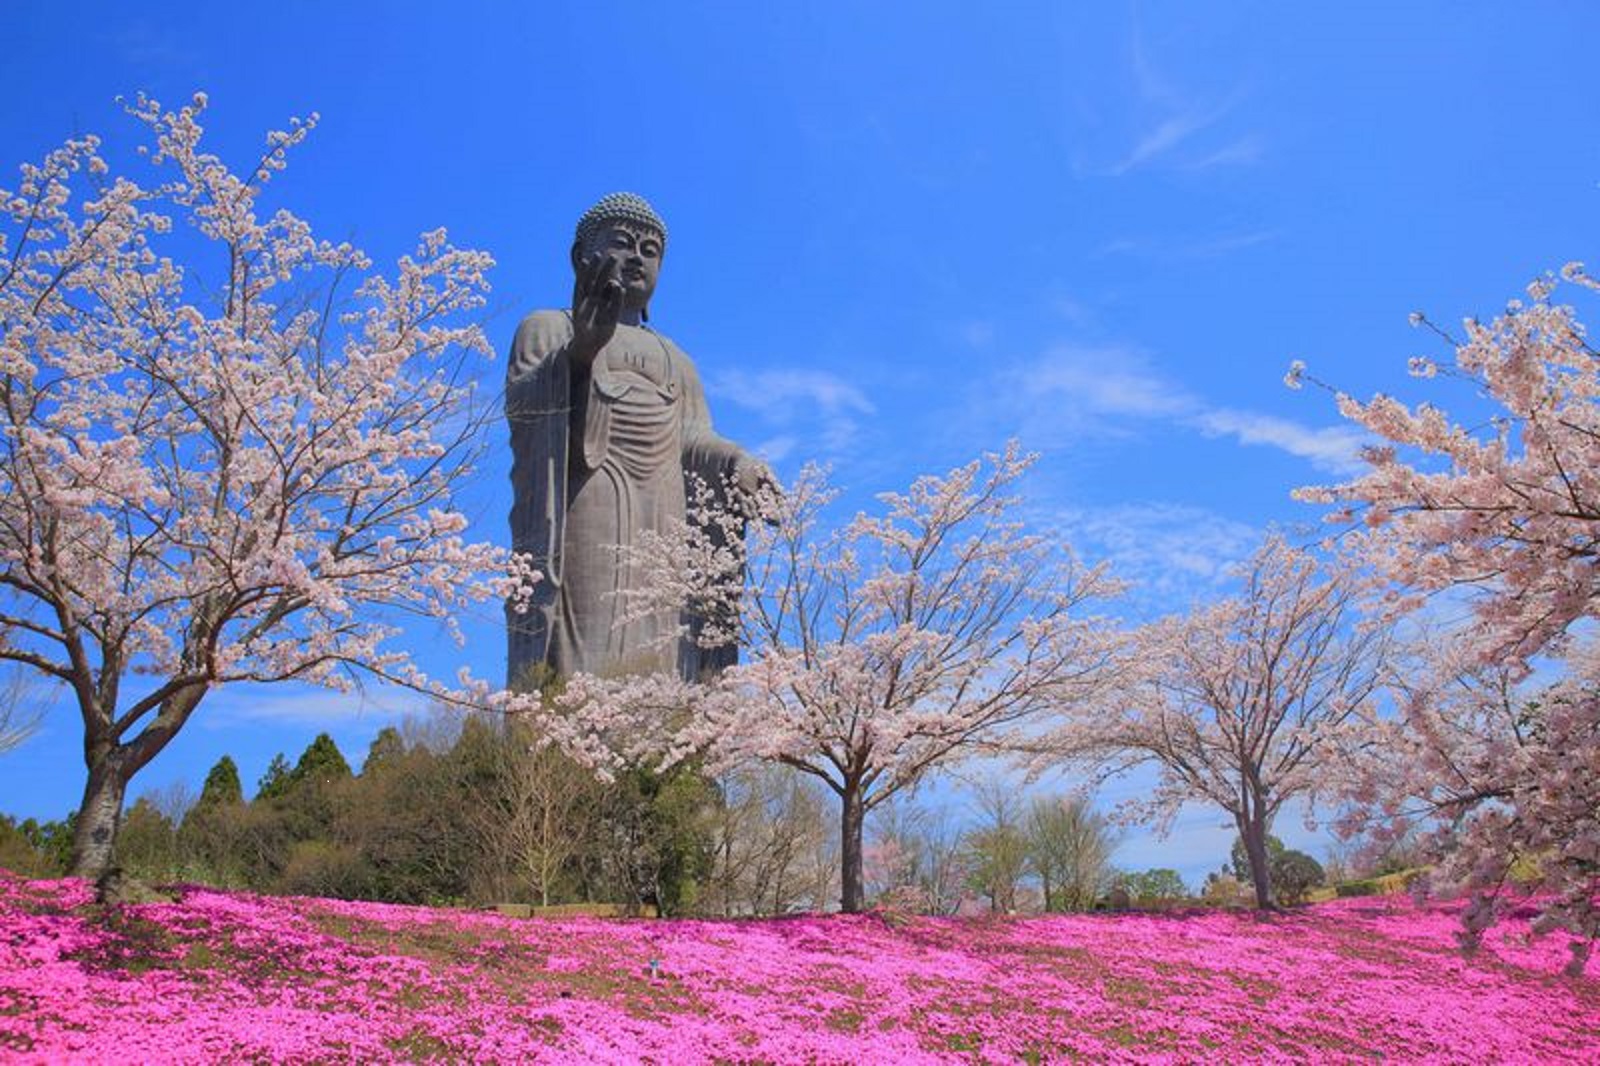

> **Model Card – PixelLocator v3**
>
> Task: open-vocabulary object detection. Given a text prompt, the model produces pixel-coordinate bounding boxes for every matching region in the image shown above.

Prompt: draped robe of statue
[505,310,747,687]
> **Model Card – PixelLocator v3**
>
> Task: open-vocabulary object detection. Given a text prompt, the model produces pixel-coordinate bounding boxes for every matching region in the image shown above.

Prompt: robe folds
[505,311,744,687]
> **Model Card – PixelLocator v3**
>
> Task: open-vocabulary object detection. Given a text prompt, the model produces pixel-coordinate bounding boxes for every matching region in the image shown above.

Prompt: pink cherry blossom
[1042,535,1390,910]
[1298,266,1600,962]
[0,95,536,876]
[520,446,1134,913]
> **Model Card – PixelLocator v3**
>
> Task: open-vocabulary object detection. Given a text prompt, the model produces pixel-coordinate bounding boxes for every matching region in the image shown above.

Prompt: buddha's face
[582,221,663,315]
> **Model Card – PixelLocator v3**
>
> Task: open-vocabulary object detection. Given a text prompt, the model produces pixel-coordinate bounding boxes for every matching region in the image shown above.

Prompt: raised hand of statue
[569,252,625,369]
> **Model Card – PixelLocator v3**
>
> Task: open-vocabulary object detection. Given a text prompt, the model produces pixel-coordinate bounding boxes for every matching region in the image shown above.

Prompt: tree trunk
[69,749,133,879]
[68,688,202,882]
[1239,815,1274,910]
[839,779,866,914]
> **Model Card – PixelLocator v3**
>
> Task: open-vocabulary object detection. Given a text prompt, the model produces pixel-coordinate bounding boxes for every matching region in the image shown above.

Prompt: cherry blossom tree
[541,445,1131,913]
[1292,265,1600,661]
[1042,535,1389,909]
[1295,265,1600,971]
[0,95,532,878]
[1337,636,1600,973]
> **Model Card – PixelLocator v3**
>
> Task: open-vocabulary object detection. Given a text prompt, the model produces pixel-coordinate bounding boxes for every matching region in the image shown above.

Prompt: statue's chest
[586,330,681,475]
[596,331,677,403]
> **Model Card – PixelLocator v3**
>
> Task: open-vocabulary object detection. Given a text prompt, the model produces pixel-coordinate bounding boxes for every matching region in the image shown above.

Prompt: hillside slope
[1,871,1595,1063]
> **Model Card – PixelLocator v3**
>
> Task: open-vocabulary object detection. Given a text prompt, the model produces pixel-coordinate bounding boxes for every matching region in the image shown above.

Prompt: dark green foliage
[196,756,244,809]
[278,838,367,898]
[291,733,352,788]
[0,813,73,876]
[330,727,486,904]
[1,716,724,911]
[114,798,180,880]
[1223,833,1323,906]
[1230,833,1286,883]
[256,754,294,803]
[0,815,35,874]
[249,735,358,886]
[1270,849,1325,905]
[582,764,717,917]
[181,758,251,887]
[33,813,77,871]
[649,767,718,916]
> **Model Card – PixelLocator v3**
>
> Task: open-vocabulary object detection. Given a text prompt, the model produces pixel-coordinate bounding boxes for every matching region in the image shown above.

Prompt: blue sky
[3,2,1597,887]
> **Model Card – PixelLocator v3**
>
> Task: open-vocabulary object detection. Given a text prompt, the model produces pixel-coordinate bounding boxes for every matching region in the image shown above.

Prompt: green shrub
[1271,850,1325,905]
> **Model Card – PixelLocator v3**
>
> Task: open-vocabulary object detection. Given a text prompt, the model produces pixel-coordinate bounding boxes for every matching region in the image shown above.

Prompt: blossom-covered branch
[1039,535,1390,909]
[0,94,535,877]
[533,443,1131,912]
[1298,266,1600,972]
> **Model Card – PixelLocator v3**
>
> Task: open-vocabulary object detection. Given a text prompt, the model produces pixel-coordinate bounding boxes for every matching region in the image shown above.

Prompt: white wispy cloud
[1193,409,1368,477]
[1092,20,1261,177]
[710,368,876,456]
[1185,135,1265,171]
[752,435,798,464]
[1107,105,1234,177]
[202,684,426,729]
[1030,345,1195,419]
[1049,297,1097,329]
[1056,501,1261,609]
[1005,345,1366,475]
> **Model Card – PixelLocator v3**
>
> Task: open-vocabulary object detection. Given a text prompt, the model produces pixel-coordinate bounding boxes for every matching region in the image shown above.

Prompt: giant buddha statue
[505,193,769,686]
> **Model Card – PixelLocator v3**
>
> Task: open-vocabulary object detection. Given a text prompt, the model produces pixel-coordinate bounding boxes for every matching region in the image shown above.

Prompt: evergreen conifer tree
[195,756,244,810]
[292,733,352,788]
[362,727,405,776]
[256,754,294,803]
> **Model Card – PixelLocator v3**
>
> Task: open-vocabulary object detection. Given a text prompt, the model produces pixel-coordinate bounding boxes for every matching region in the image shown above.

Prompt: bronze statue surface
[506,194,766,686]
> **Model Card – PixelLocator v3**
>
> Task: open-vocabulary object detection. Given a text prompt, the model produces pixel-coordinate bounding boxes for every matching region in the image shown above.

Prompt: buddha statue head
[571,192,667,323]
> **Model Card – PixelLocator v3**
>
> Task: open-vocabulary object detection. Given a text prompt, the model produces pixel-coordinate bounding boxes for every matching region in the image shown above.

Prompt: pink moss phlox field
[1,872,1596,1063]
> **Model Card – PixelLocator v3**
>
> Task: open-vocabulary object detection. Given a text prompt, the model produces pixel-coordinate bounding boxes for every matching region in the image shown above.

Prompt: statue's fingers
[573,263,597,312]
[582,253,606,295]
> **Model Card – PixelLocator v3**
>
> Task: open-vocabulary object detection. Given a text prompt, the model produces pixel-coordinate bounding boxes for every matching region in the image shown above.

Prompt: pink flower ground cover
[0,870,1595,1063]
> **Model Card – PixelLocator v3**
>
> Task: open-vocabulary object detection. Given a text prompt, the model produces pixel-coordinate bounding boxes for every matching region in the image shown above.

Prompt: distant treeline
[0,716,787,916]
[1,715,1368,915]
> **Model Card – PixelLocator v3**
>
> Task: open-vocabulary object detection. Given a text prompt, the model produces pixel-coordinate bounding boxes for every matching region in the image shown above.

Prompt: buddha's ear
[569,240,584,274]
[641,303,650,324]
